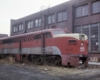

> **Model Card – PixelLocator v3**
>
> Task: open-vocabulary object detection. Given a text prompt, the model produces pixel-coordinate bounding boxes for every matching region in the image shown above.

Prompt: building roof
[0,34,8,38]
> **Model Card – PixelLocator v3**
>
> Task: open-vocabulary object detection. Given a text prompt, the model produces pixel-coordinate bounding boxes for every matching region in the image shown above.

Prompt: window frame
[74,23,100,53]
[34,34,42,40]
[13,25,18,33]
[18,23,23,31]
[35,18,41,27]
[92,1,100,14]
[75,4,89,18]
[27,20,33,29]
[48,14,55,25]
[45,32,52,38]
[57,10,67,22]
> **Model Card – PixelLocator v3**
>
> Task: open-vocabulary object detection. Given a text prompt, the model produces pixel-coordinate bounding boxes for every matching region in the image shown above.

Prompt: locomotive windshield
[52,30,65,35]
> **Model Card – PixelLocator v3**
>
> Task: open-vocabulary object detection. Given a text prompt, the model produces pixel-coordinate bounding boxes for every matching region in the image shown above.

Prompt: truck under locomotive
[0,29,88,67]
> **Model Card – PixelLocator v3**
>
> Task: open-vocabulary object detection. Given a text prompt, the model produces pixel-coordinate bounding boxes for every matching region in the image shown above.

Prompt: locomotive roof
[0,28,63,40]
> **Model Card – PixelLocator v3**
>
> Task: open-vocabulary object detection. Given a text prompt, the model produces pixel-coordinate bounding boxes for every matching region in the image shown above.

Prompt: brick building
[10,0,100,54]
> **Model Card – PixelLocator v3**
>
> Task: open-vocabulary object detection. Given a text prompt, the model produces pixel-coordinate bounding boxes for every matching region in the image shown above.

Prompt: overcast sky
[0,0,70,35]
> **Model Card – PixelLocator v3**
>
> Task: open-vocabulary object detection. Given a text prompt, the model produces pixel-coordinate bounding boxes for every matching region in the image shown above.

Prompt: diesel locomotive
[0,29,88,67]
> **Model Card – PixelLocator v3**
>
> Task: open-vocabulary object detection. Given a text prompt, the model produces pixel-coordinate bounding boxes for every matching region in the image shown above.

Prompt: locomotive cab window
[34,34,42,39]
[45,32,51,38]
[68,40,77,44]
[65,31,70,34]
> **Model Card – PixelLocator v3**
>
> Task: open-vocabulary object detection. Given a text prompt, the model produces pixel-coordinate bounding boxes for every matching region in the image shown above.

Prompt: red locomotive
[0,29,88,67]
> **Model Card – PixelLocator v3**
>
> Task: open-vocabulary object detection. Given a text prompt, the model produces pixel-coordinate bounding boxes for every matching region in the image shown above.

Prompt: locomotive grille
[68,40,77,44]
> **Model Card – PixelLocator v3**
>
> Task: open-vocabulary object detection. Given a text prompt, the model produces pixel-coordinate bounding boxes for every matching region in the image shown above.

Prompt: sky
[0,0,70,35]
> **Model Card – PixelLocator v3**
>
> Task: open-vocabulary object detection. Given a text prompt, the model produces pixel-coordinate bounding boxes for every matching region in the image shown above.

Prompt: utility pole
[40,5,46,30]
[40,5,50,30]
[40,5,50,65]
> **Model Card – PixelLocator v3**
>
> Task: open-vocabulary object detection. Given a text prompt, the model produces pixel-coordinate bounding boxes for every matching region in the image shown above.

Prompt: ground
[0,57,100,80]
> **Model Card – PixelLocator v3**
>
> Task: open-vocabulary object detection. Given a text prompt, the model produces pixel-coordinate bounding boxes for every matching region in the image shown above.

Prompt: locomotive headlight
[79,35,85,40]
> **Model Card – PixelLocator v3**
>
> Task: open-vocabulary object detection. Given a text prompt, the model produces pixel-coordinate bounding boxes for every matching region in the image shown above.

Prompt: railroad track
[1,55,100,69]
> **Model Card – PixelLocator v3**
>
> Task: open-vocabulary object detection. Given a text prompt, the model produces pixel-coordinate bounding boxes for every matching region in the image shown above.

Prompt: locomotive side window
[34,34,41,39]
[45,32,51,38]
[12,38,15,43]
[68,40,77,44]
[0,40,2,44]
[2,39,12,44]
[12,37,20,43]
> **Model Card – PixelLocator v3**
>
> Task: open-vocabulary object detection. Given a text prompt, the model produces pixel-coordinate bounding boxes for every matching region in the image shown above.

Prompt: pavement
[0,63,100,80]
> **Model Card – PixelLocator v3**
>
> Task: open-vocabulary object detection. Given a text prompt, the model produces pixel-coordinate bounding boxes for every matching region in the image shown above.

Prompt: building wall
[74,0,100,27]
[10,1,73,36]
[74,0,100,53]
[10,0,100,53]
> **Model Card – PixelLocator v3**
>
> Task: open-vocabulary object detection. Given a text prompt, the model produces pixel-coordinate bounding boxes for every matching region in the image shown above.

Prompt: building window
[82,25,89,38]
[75,26,82,33]
[75,25,89,37]
[27,21,33,29]
[48,14,55,24]
[58,11,67,22]
[35,18,41,27]
[76,5,88,18]
[34,34,41,39]
[18,24,23,31]
[91,23,99,52]
[75,25,90,51]
[92,1,100,14]
[13,25,18,32]
[75,24,99,52]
